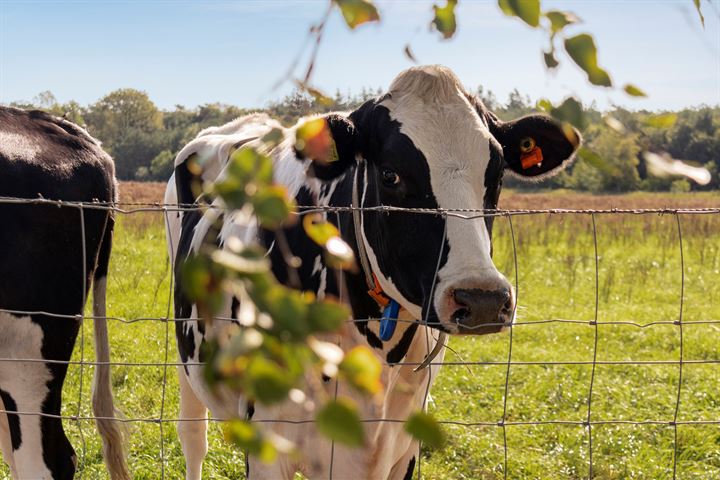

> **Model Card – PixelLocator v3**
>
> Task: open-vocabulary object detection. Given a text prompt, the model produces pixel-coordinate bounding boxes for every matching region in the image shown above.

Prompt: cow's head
[298,65,579,335]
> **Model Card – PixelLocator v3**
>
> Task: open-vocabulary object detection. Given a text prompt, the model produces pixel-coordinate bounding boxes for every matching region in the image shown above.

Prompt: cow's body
[168,66,579,479]
[0,107,129,479]
[165,112,444,479]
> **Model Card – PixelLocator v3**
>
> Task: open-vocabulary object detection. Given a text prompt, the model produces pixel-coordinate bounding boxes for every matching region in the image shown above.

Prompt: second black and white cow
[0,107,129,479]
[166,65,579,479]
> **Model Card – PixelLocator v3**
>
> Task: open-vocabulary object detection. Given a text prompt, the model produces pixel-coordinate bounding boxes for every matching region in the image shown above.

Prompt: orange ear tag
[521,146,543,170]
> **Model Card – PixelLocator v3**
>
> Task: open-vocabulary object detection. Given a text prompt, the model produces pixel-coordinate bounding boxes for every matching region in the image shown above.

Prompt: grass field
[3,184,718,479]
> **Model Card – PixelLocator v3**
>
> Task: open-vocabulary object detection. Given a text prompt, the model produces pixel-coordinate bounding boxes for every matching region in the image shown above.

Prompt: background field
[3,184,718,479]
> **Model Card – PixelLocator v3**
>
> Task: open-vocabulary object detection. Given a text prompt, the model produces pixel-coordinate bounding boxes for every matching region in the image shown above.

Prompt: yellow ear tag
[519,137,543,169]
[328,137,339,163]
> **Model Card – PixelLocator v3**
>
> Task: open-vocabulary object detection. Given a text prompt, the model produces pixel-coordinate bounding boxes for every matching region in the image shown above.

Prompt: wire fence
[0,196,718,479]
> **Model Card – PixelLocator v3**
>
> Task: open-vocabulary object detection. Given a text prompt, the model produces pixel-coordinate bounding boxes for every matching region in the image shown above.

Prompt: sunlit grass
[1,191,717,479]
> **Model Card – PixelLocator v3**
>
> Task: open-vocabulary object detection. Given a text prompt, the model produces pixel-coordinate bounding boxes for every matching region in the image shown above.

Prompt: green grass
[2,197,719,479]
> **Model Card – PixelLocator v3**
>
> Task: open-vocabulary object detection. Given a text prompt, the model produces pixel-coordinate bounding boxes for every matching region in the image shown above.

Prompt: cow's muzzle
[451,287,514,334]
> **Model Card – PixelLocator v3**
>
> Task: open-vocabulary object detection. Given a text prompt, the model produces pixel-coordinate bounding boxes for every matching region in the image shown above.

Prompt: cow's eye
[381,169,400,186]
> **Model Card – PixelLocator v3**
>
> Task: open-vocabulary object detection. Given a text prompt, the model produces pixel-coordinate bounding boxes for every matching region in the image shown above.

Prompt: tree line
[11,88,718,191]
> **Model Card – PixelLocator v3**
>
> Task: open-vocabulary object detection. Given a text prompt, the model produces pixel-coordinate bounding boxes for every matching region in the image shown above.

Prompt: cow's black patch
[386,323,418,365]
[174,208,203,368]
[403,456,416,480]
[231,296,240,320]
[349,106,450,327]
[40,364,76,480]
[0,389,21,450]
[483,139,505,253]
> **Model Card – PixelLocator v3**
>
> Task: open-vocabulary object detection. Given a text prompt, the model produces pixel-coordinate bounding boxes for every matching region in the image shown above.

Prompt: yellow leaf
[334,0,380,29]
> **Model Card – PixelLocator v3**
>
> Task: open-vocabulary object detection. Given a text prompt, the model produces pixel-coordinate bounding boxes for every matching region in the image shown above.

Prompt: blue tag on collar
[379,300,400,341]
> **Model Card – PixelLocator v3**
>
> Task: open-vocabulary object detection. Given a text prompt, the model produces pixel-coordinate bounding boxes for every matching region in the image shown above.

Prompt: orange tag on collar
[520,146,543,170]
[367,273,390,308]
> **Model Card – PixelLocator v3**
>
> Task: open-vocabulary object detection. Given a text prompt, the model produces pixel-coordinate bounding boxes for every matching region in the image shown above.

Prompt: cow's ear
[487,113,581,178]
[294,114,357,181]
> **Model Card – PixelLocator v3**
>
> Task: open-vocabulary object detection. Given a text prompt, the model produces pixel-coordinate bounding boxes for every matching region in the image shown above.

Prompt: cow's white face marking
[0,312,53,479]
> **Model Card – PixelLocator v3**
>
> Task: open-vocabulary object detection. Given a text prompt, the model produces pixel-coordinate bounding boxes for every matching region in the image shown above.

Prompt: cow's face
[301,65,579,335]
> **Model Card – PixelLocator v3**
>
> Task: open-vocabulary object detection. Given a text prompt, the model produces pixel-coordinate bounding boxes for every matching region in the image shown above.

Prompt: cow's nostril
[500,288,512,307]
[453,289,473,309]
[501,295,513,313]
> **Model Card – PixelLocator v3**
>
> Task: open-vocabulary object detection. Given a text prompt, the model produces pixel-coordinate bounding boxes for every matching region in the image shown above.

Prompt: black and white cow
[166,65,579,479]
[0,107,129,479]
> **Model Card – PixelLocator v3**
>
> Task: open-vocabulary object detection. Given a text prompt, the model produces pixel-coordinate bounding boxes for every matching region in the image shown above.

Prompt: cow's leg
[0,393,18,478]
[0,313,77,480]
[388,445,418,480]
[177,366,208,480]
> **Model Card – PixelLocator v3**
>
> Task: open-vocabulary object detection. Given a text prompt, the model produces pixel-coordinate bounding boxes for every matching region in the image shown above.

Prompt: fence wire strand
[0,196,718,479]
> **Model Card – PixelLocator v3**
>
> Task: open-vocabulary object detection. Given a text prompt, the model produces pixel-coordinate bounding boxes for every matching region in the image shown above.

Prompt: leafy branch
[187,0,710,466]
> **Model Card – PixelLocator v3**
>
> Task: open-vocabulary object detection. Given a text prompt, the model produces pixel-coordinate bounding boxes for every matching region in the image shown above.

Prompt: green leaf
[228,147,274,185]
[498,0,541,28]
[212,176,246,211]
[536,98,553,112]
[564,34,612,87]
[295,81,334,107]
[214,146,275,209]
[431,0,457,39]
[316,398,365,446]
[578,147,615,174]
[246,356,294,404]
[549,97,586,130]
[623,84,647,97]
[261,128,285,150]
[693,0,705,28]
[201,338,221,387]
[303,214,341,246]
[180,254,227,314]
[644,113,678,129]
[334,0,380,29]
[306,299,349,333]
[404,411,445,449]
[261,286,310,340]
[252,185,294,230]
[302,214,356,270]
[224,420,278,463]
[545,10,580,34]
[543,49,559,69]
[339,346,382,395]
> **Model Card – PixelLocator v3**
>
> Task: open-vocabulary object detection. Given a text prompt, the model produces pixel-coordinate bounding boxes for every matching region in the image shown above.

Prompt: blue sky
[1,0,718,111]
